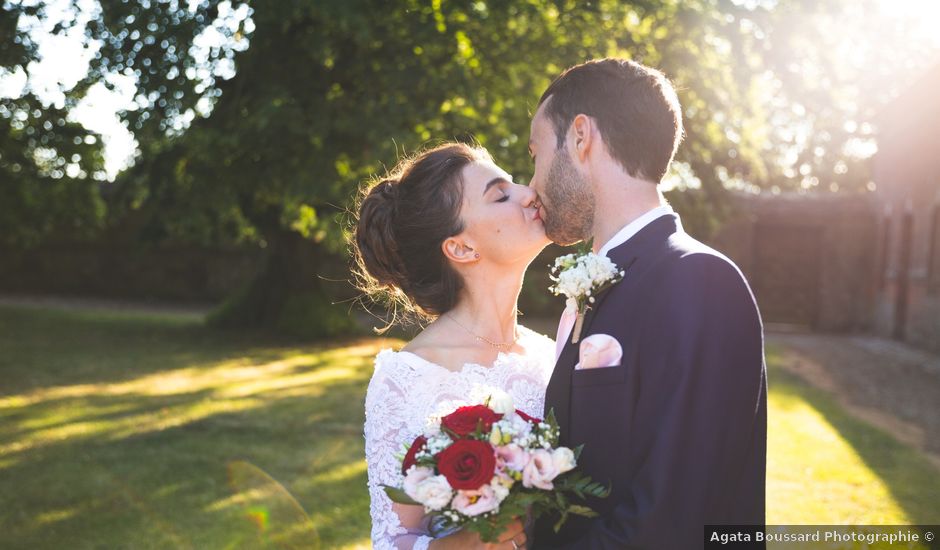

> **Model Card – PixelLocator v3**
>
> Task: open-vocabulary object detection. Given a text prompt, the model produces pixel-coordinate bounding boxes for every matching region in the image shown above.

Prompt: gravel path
[768,331,940,463]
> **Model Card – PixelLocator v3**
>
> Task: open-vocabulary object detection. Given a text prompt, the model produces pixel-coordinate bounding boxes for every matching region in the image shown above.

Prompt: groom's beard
[543,149,595,246]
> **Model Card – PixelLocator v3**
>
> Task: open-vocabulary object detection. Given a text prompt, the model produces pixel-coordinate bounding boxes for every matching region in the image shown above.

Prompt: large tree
[2,0,936,335]
[0,2,105,247]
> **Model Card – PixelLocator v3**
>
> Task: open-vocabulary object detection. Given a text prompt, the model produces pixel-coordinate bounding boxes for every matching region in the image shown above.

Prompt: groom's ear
[570,114,595,163]
[441,237,479,265]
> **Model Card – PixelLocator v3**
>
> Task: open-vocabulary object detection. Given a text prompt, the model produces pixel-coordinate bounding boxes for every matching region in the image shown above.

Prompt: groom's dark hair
[538,58,683,184]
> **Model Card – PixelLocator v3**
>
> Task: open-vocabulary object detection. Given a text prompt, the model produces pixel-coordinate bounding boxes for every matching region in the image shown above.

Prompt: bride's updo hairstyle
[353,142,491,323]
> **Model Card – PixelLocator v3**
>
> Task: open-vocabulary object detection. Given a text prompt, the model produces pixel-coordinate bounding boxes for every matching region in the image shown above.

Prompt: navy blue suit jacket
[533,214,767,549]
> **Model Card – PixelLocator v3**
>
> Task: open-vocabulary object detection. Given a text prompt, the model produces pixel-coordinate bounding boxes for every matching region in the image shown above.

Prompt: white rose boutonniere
[549,252,624,344]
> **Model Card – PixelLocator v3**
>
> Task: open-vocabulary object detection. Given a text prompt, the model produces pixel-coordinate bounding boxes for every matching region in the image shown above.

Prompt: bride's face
[454,160,550,266]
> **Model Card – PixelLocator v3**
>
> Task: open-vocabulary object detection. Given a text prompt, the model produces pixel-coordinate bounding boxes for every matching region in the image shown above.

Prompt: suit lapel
[545,214,682,442]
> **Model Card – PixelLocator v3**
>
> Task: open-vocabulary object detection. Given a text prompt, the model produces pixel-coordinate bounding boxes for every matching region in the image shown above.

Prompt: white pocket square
[575,333,623,370]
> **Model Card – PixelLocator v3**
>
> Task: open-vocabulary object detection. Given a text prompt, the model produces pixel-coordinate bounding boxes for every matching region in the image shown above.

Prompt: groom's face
[528,100,595,246]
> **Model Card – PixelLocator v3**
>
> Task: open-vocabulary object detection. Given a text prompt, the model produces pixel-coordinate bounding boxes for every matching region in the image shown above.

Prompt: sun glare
[876,0,940,48]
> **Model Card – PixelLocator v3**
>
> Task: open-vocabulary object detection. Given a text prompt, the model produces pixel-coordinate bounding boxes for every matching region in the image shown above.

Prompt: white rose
[402,466,434,501]
[451,485,500,516]
[552,447,576,475]
[522,449,560,490]
[413,475,454,511]
[485,388,514,416]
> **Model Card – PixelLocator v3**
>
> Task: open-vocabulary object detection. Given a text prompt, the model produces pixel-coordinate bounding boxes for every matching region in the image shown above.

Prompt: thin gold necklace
[445,313,519,350]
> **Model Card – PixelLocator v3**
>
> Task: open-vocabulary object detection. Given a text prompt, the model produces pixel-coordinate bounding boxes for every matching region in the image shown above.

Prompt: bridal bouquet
[383,387,609,542]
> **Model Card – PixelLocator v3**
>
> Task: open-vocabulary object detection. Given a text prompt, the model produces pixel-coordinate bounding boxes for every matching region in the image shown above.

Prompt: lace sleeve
[364,351,435,550]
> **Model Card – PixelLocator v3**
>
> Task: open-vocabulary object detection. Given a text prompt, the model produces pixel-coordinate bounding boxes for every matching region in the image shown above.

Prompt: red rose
[436,439,496,490]
[515,409,542,425]
[401,435,427,475]
[441,405,503,437]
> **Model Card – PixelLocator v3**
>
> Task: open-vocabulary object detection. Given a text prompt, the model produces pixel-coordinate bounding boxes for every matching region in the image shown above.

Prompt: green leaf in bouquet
[511,491,544,508]
[415,455,437,470]
[555,471,613,502]
[572,444,584,461]
[473,418,488,440]
[544,408,558,431]
[440,426,460,440]
[566,504,599,518]
[582,479,612,498]
[553,510,569,533]
[464,509,513,544]
[381,485,420,506]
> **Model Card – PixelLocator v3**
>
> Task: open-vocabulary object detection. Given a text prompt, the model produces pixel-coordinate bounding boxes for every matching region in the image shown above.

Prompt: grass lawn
[1,305,938,549]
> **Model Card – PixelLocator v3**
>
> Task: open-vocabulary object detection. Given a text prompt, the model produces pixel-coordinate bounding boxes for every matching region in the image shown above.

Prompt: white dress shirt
[596,204,678,258]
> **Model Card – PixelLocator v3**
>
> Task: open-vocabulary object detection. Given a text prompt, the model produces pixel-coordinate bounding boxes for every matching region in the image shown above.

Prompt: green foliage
[0,85,106,247]
[8,0,938,251]
[382,485,421,507]
[272,289,359,339]
[3,0,939,330]
[208,280,359,339]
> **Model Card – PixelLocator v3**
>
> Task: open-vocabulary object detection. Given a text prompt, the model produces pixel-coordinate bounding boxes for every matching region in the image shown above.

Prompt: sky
[2,0,939,182]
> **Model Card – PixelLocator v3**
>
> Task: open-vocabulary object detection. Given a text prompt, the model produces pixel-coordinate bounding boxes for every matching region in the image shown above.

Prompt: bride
[353,142,554,549]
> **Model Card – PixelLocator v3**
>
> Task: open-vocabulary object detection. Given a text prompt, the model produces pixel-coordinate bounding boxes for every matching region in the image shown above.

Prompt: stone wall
[710,193,877,331]
[871,62,940,354]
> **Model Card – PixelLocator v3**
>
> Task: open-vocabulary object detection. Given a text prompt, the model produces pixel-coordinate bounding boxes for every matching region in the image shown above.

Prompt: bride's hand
[431,518,527,549]
[488,518,527,549]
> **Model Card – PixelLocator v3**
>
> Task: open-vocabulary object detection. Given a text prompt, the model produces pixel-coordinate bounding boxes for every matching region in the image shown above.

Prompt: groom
[529,59,767,549]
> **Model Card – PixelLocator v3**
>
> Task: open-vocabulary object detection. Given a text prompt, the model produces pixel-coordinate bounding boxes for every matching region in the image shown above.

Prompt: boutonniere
[549,252,625,344]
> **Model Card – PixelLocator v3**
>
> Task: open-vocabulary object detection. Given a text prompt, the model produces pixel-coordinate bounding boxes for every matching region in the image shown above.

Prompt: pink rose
[495,444,530,472]
[522,449,560,490]
[451,485,501,516]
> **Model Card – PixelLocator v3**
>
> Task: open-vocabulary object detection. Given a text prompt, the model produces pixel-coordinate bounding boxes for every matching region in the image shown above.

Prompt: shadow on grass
[0,304,378,396]
[2,381,374,549]
[768,358,940,525]
[0,304,382,549]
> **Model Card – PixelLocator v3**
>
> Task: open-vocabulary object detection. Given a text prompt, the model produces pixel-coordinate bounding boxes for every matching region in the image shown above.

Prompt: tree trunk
[207,229,357,339]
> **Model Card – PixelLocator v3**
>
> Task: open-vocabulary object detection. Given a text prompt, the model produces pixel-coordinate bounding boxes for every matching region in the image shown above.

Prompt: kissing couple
[356,58,767,549]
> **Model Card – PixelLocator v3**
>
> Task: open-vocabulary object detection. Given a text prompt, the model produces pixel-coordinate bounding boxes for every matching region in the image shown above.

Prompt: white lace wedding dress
[364,326,556,549]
